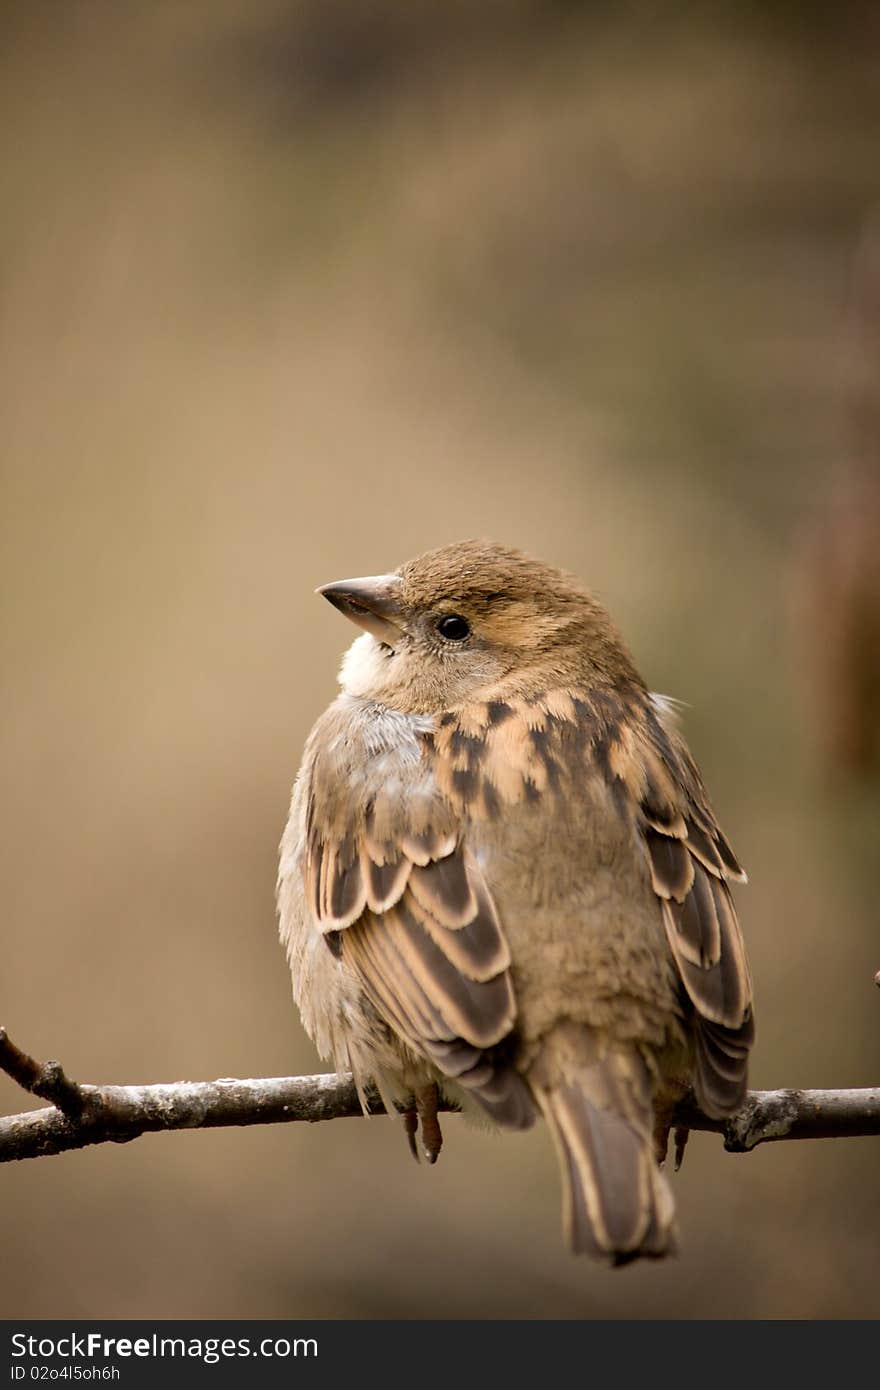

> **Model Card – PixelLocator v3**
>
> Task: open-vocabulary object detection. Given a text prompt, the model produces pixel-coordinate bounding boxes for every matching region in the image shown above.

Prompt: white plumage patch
[338,632,391,699]
[338,636,433,766]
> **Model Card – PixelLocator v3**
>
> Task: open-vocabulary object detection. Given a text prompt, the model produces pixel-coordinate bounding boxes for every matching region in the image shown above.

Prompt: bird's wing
[631,694,754,1117]
[301,704,532,1128]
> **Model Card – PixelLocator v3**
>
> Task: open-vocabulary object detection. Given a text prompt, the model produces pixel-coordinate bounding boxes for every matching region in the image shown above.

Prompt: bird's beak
[316,573,405,646]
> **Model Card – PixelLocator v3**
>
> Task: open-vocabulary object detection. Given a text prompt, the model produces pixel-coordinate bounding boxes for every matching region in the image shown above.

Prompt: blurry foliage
[794,218,880,781]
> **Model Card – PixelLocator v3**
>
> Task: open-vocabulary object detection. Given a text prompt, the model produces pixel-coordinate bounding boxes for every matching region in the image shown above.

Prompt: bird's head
[318,539,639,714]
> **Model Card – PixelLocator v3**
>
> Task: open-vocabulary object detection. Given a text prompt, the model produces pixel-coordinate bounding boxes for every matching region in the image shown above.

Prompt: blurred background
[2,0,879,1320]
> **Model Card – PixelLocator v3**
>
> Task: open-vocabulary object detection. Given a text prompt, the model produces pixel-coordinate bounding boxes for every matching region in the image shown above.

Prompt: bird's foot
[653,1116,690,1172]
[400,1084,443,1164]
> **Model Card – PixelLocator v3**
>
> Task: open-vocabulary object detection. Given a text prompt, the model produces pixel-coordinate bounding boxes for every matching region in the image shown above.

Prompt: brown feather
[304,840,323,922]
[634,696,754,1077]
[344,922,452,1045]
[327,840,367,926]
[714,827,747,882]
[462,1071,534,1129]
[408,854,478,928]
[384,901,515,1048]
[663,883,749,1030]
[407,874,511,982]
[646,830,695,902]
[399,828,457,866]
[693,1012,754,1117]
[671,862,722,967]
[534,1040,676,1261]
[421,1039,535,1128]
[421,1037,491,1081]
[683,818,726,878]
[640,751,684,833]
[343,868,527,1124]
[361,851,410,914]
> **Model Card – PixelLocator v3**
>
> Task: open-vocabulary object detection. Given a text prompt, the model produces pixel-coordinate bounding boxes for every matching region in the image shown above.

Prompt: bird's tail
[531,1028,677,1264]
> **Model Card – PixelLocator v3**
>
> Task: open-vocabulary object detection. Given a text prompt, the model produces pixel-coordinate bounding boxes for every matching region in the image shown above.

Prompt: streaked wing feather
[399,828,458,866]
[637,697,754,1115]
[662,882,749,1030]
[361,851,411,914]
[645,830,695,901]
[305,709,526,1124]
[682,818,725,878]
[694,1013,754,1117]
[344,920,453,1044]
[714,827,747,881]
[667,864,721,968]
[381,898,515,1048]
[408,854,477,928]
[406,867,511,982]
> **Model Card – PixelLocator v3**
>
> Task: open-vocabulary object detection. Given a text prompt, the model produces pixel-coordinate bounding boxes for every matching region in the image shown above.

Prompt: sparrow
[277,540,754,1263]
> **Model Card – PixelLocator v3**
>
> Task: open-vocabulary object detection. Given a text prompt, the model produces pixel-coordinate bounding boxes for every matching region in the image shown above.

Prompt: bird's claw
[402,1109,420,1163]
[400,1085,444,1164]
[416,1083,443,1164]
[673,1125,690,1172]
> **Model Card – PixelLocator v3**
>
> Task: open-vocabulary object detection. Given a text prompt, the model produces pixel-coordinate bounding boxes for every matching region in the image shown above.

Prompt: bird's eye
[436,613,471,641]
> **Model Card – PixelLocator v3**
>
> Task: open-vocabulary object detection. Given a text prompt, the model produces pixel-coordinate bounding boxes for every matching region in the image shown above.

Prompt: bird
[277,540,754,1263]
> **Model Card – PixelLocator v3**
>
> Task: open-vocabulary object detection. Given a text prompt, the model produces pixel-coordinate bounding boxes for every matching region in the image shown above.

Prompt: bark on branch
[1,1027,878,1164]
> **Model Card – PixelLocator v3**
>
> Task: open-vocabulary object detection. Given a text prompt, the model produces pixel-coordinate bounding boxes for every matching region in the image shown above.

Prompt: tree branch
[1,1027,878,1164]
